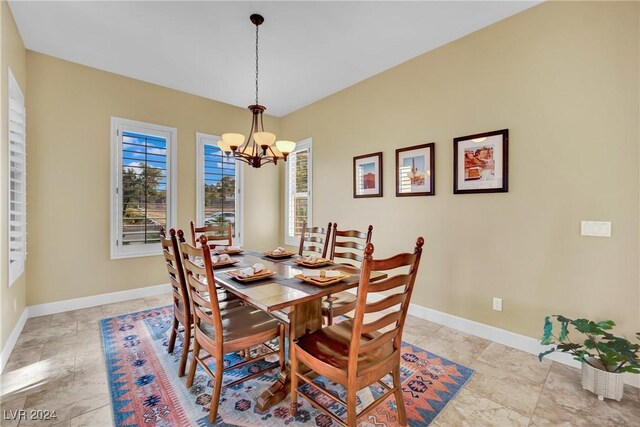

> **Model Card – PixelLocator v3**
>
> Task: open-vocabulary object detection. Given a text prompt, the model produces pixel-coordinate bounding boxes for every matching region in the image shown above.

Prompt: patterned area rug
[100,307,473,426]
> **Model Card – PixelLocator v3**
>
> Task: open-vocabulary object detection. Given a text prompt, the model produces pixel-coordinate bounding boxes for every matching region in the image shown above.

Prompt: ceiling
[9,1,540,117]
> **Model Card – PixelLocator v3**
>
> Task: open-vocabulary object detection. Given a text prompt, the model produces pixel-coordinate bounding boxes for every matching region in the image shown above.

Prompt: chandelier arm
[267,145,279,158]
[252,112,260,156]
[259,156,277,166]
[234,155,249,165]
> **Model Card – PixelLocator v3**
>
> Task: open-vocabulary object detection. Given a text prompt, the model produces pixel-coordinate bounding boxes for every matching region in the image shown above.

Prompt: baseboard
[0,308,28,374]
[407,303,640,389]
[27,283,171,317]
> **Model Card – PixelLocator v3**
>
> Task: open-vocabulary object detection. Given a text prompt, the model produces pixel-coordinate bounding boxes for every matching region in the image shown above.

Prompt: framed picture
[453,129,508,194]
[353,152,383,198]
[396,143,435,196]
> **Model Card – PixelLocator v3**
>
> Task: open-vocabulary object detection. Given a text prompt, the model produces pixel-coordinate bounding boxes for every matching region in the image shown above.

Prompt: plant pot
[581,358,624,401]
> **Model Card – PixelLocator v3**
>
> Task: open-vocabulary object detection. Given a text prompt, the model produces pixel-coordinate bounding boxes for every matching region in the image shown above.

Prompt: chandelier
[217,14,295,168]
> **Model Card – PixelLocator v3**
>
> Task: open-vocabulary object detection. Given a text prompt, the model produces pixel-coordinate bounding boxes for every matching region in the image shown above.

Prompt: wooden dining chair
[290,237,424,427]
[181,235,285,424]
[189,220,233,249]
[159,227,192,377]
[298,221,332,257]
[177,229,242,309]
[159,227,242,376]
[322,224,374,325]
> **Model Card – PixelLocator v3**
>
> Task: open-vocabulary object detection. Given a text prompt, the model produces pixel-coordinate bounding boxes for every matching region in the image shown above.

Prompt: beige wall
[7,0,640,346]
[1,0,27,351]
[280,1,640,339]
[25,52,280,306]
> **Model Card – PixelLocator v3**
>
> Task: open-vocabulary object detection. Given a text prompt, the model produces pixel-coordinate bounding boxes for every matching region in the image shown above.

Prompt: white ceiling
[9,1,540,117]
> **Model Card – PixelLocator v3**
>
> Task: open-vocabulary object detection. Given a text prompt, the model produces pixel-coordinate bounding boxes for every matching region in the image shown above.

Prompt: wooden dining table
[210,250,386,411]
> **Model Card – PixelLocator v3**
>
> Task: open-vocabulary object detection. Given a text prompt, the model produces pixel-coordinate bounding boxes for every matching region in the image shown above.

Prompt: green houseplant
[539,315,640,401]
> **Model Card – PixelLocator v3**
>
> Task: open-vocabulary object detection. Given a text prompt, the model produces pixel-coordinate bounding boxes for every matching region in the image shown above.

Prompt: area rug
[100,307,474,426]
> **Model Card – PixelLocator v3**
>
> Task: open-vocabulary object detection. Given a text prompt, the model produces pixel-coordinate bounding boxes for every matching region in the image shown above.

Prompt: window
[196,133,242,244]
[284,138,312,246]
[110,117,176,259]
[8,69,26,286]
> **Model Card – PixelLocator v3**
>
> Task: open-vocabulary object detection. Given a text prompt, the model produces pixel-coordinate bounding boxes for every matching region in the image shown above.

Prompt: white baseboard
[28,283,171,317]
[1,308,28,373]
[1,283,171,374]
[407,303,640,389]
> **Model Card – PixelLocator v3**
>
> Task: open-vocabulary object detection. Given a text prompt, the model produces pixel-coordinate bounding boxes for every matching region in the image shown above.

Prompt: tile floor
[0,293,638,426]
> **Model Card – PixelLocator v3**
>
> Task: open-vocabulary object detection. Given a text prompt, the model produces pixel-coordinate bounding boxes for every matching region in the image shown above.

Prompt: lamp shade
[275,140,296,154]
[222,133,245,149]
[253,132,276,148]
[217,139,231,153]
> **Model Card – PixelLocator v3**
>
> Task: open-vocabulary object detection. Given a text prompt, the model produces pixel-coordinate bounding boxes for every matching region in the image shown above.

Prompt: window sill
[110,246,162,260]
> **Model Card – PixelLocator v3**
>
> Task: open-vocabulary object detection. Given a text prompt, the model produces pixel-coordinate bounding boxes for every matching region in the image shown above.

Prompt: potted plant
[539,315,640,401]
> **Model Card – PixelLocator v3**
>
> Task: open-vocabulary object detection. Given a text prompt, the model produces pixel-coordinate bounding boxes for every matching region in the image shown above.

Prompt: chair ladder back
[348,237,424,366]
[298,221,332,258]
[329,224,373,267]
[179,234,225,342]
[190,220,233,248]
[160,228,190,321]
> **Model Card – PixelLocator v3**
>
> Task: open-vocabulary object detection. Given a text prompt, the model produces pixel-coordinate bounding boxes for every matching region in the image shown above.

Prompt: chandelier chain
[255,23,259,105]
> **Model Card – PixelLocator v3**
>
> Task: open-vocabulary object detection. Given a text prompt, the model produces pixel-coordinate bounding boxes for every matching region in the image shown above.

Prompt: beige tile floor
[0,293,638,426]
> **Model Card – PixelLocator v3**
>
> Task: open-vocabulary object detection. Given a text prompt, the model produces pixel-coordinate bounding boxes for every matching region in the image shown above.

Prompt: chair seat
[295,320,394,374]
[198,305,280,345]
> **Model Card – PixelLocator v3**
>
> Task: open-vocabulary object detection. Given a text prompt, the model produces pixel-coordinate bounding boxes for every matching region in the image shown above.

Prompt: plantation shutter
[120,131,168,246]
[8,70,26,286]
[286,142,311,242]
[202,142,238,237]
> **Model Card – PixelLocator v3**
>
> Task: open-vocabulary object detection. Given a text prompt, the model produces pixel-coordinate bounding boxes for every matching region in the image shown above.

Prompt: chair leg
[393,364,407,426]
[208,359,224,424]
[290,342,298,416]
[346,386,357,426]
[178,321,191,377]
[327,309,334,326]
[186,338,200,388]
[167,317,178,353]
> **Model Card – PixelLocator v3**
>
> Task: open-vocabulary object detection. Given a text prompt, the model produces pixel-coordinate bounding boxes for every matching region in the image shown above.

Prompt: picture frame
[395,143,435,196]
[353,152,383,198]
[453,129,508,194]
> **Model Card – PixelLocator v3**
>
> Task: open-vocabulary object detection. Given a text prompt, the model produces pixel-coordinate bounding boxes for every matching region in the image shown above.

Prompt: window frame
[284,138,313,246]
[110,117,177,259]
[8,68,26,287]
[195,132,243,245]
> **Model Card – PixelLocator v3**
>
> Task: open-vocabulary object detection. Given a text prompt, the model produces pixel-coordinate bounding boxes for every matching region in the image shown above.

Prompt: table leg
[256,299,322,411]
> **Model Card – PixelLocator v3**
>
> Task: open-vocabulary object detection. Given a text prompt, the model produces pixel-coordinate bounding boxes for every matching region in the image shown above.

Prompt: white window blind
[8,69,26,287]
[284,139,312,246]
[111,117,176,259]
[196,133,243,244]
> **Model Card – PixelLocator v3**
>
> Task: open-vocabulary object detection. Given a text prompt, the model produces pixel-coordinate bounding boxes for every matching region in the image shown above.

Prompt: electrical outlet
[581,221,612,237]
[492,297,503,312]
